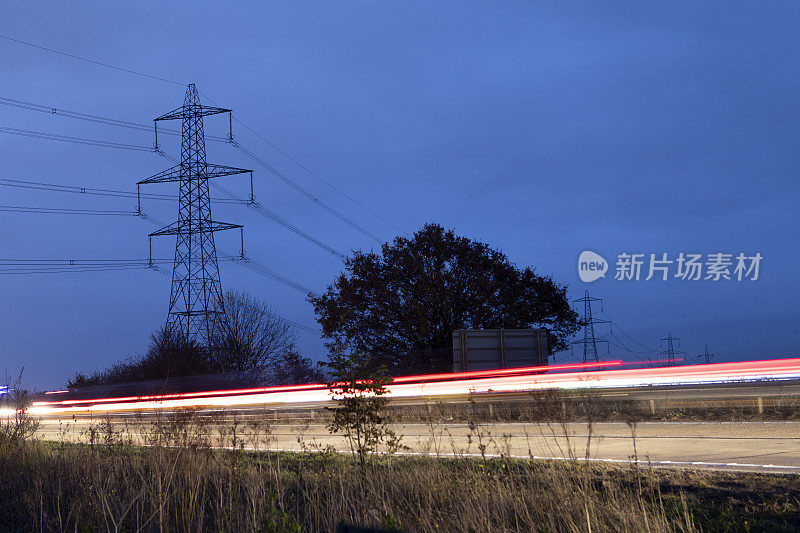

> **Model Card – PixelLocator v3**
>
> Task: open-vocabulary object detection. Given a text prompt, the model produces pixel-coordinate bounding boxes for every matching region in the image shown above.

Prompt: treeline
[68,291,322,389]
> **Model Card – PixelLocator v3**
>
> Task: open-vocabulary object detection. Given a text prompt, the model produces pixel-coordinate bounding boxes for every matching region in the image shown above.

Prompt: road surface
[34,419,800,474]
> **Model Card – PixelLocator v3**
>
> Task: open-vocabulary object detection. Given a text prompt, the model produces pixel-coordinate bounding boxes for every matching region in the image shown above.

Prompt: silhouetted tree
[272,349,325,385]
[66,372,101,389]
[209,290,301,382]
[311,223,579,374]
[138,327,209,379]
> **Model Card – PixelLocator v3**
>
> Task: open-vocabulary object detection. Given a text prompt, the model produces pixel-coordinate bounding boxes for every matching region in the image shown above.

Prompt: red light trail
[28,357,800,415]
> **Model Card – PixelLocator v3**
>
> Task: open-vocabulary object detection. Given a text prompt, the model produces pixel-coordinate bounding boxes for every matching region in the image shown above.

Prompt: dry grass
[1,408,799,532]
[1,438,702,532]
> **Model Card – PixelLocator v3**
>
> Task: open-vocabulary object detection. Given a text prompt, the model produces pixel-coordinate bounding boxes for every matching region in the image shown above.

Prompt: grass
[0,431,798,532]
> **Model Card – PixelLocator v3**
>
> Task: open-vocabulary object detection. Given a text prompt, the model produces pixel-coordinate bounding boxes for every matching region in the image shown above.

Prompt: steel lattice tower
[572,290,609,364]
[657,332,686,366]
[139,84,251,345]
[698,345,715,364]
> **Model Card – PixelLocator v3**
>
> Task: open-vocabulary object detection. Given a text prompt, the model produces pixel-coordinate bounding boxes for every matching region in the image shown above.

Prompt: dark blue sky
[1,2,799,389]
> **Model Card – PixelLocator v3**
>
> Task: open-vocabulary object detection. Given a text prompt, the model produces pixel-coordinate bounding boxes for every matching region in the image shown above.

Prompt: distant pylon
[698,345,715,364]
[572,290,609,364]
[657,332,686,366]
[138,84,252,345]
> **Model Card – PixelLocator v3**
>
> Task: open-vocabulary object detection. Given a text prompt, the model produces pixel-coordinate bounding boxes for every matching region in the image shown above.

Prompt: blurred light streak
[28,358,800,416]
[31,362,617,409]
[35,383,325,407]
[391,360,623,384]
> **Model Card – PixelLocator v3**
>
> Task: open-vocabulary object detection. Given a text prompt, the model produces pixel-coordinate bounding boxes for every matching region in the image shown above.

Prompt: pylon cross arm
[169,310,224,317]
[149,220,243,237]
[155,105,231,122]
[138,163,252,185]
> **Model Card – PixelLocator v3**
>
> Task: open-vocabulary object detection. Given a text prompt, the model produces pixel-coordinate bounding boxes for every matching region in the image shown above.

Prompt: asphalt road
[34,419,800,474]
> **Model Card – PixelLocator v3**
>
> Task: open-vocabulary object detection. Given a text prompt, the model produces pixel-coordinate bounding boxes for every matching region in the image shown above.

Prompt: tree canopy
[209,290,303,382]
[310,223,579,374]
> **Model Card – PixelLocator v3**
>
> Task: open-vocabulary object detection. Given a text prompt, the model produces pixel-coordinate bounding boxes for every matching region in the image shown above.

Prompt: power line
[137,250,317,299]
[613,324,658,353]
[609,340,644,359]
[231,140,382,243]
[278,318,321,335]
[0,258,171,264]
[219,252,318,298]
[0,95,229,142]
[603,310,651,340]
[211,183,346,259]
[201,89,403,233]
[612,335,651,355]
[0,264,158,275]
[600,309,658,353]
[0,204,138,216]
[0,34,184,86]
[0,125,154,152]
[0,267,147,274]
[0,257,171,274]
[0,177,245,204]
[609,336,649,362]
[220,106,405,234]
[0,95,155,131]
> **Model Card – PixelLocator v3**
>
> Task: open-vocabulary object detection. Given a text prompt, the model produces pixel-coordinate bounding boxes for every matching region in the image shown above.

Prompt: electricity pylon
[657,332,686,366]
[572,290,609,364]
[698,345,715,364]
[138,84,252,345]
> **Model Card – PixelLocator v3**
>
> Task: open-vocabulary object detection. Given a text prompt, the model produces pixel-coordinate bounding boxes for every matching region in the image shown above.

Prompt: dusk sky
[1,2,799,389]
